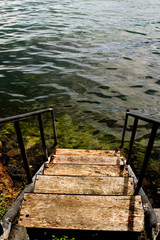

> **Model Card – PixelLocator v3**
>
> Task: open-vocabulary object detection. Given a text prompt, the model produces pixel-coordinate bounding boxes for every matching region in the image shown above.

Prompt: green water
[0,0,160,126]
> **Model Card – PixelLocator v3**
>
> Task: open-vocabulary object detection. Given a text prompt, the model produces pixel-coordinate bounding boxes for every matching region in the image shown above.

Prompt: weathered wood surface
[52,154,124,165]
[34,175,134,195]
[18,148,145,234]
[56,148,120,156]
[19,194,144,232]
[44,163,129,177]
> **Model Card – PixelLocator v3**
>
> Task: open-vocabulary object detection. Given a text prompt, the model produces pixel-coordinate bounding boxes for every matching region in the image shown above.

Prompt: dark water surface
[0,0,160,136]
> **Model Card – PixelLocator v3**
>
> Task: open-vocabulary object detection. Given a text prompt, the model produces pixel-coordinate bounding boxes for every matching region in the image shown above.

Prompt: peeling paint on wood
[19,194,144,232]
[44,163,129,177]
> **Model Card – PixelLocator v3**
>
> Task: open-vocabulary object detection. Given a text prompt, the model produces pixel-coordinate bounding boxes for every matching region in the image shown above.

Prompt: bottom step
[19,194,144,232]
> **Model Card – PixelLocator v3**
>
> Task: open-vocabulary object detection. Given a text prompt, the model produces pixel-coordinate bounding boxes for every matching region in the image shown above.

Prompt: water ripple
[0,0,160,124]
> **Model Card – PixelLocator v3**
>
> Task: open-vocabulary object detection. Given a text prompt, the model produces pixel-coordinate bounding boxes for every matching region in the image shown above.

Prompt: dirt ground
[0,162,22,219]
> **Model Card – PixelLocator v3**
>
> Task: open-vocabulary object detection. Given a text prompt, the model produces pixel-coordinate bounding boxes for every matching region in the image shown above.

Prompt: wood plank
[34,175,134,195]
[44,163,129,177]
[56,148,120,156]
[19,194,144,232]
[51,154,124,165]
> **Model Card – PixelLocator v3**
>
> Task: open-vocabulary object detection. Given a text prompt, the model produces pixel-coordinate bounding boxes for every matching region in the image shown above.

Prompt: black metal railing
[0,105,57,184]
[120,109,160,195]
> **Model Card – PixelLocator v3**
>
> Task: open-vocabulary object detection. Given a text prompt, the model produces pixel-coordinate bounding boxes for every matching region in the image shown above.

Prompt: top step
[52,148,124,165]
[56,148,120,156]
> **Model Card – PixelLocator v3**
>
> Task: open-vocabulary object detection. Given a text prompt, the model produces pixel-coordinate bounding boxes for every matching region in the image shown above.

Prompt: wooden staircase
[18,148,144,239]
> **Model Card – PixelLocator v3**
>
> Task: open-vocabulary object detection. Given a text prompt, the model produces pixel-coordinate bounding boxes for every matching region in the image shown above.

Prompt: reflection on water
[0,0,160,135]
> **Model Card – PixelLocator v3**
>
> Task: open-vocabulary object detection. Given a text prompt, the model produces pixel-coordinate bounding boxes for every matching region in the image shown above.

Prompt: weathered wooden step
[19,194,144,232]
[44,163,129,177]
[56,148,120,156]
[52,154,124,165]
[34,175,134,195]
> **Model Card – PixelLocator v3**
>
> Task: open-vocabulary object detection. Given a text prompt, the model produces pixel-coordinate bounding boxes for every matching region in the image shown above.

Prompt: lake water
[0,0,160,137]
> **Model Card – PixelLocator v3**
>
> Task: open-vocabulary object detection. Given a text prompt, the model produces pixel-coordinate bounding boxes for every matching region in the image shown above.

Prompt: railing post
[38,113,48,160]
[127,117,138,165]
[135,123,158,195]
[50,105,57,147]
[120,108,130,149]
[14,121,32,184]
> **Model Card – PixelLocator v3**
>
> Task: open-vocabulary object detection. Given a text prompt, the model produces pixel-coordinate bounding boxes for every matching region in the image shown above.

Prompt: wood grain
[44,163,129,177]
[34,175,134,195]
[56,148,120,156]
[52,154,124,165]
[19,194,144,232]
